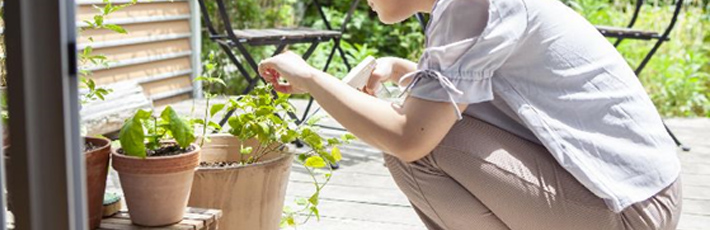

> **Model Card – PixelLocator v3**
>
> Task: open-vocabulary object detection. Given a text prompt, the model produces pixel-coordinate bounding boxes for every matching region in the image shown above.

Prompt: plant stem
[200,94,210,147]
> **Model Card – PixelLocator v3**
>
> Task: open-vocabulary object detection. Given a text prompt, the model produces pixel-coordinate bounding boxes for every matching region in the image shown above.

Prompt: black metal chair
[595,0,689,151]
[197,0,360,127]
[415,0,690,151]
[595,0,684,77]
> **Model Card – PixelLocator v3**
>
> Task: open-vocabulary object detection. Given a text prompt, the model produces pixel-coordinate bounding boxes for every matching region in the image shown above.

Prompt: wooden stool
[99,208,222,230]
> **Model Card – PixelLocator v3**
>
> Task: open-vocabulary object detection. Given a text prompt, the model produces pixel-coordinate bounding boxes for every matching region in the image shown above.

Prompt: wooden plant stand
[98,208,222,230]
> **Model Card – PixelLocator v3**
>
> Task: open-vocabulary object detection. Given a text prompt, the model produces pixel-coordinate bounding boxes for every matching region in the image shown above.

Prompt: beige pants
[384,115,682,230]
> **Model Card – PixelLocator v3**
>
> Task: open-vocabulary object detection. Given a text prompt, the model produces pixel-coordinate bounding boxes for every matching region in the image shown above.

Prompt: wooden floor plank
[282,195,425,229]
[677,213,710,230]
[160,99,710,229]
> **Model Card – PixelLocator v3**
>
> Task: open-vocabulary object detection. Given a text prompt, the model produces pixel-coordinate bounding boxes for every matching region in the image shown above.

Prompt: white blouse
[400,0,681,212]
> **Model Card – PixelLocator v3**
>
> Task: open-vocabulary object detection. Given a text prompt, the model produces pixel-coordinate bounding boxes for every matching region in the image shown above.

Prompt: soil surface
[199,161,245,168]
[117,143,195,157]
[84,141,100,152]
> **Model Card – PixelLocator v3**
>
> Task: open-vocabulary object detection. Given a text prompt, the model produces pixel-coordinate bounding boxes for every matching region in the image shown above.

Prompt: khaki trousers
[384,115,682,230]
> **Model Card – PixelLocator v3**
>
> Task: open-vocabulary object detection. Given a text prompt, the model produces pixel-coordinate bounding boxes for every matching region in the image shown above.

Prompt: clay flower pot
[84,137,111,230]
[188,134,292,230]
[111,144,200,227]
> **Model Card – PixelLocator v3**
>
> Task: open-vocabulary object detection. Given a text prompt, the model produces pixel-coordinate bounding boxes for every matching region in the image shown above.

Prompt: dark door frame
[5,0,88,228]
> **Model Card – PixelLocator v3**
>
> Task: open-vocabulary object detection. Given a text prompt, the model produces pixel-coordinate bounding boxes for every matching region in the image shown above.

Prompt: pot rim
[196,134,294,171]
[196,150,293,172]
[84,136,111,155]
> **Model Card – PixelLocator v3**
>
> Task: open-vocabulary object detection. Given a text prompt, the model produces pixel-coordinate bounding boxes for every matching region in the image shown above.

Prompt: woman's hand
[365,57,418,95]
[258,51,318,94]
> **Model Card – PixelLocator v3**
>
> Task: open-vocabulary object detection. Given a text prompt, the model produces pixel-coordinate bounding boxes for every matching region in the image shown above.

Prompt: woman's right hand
[365,57,417,95]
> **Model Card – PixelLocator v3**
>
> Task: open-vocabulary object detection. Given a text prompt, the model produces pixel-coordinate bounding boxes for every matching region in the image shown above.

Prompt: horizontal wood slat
[140,75,193,97]
[154,93,192,107]
[89,57,191,85]
[77,2,190,22]
[78,33,191,50]
[79,20,191,44]
[78,0,186,5]
[77,15,191,28]
[150,86,193,101]
[84,51,192,71]
[87,38,191,65]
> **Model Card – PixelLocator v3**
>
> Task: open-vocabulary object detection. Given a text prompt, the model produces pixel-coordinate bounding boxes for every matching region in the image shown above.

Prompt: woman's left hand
[258,51,318,94]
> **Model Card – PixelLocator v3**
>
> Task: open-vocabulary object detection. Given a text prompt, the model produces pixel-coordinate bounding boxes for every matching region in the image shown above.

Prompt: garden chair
[414,0,690,151]
[197,0,360,128]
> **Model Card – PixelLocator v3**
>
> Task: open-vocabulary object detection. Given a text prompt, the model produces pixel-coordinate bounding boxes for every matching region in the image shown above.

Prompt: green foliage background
[198,0,709,117]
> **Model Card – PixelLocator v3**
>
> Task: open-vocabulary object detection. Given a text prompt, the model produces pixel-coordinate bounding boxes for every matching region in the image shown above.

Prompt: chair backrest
[196,0,235,40]
[311,0,362,33]
[197,0,362,40]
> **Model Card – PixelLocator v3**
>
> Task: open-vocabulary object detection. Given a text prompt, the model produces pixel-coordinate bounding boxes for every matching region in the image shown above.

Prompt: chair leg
[218,43,254,89]
[664,122,691,152]
[217,42,294,128]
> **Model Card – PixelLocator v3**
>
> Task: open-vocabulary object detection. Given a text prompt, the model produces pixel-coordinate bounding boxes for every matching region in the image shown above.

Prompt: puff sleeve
[401,0,528,119]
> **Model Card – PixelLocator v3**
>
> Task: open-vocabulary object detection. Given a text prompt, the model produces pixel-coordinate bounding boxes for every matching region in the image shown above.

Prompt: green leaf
[332,146,342,162]
[205,63,215,71]
[134,109,153,120]
[308,193,319,206]
[258,122,270,136]
[295,197,308,206]
[87,79,96,91]
[268,115,283,125]
[327,137,341,146]
[310,206,320,221]
[304,156,326,168]
[283,205,294,214]
[83,46,93,56]
[240,146,253,155]
[102,0,111,14]
[255,106,273,116]
[208,121,221,130]
[320,151,336,164]
[341,133,357,143]
[119,113,147,158]
[93,15,104,26]
[307,114,325,126]
[213,78,227,87]
[210,103,225,117]
[160,106,196,148]
[303,134,323,149]
[193,76,210,82]
[297,153,308,162]
[103,24,127,34]
[191,118,205,125]
[280,129,298,143]
[227,116,243,136]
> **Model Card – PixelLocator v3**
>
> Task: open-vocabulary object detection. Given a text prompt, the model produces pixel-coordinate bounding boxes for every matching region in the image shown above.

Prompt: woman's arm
[259,52,466,162]
[306,68,467,162]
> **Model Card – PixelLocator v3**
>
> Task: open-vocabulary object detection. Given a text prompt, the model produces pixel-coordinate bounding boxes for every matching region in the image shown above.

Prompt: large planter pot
[111,144,200,227]
[188,134,293,230]
[84,137,111,230]
[3,137,111,230]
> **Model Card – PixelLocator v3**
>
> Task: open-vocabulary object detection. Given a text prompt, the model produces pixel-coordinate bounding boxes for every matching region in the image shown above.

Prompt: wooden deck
[154,98,710,229]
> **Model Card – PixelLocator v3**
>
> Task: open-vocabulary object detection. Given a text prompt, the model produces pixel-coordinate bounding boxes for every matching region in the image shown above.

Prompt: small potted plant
[188,78,354,229]
[112,106,200,226]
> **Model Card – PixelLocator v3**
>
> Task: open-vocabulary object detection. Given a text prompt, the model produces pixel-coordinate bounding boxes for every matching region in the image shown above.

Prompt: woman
[258,0,682,229]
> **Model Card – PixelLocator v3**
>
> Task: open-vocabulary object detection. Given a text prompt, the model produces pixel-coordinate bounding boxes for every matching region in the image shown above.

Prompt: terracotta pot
[84,137,111,230]
[188,134,293,230]
[111,144,200,227]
